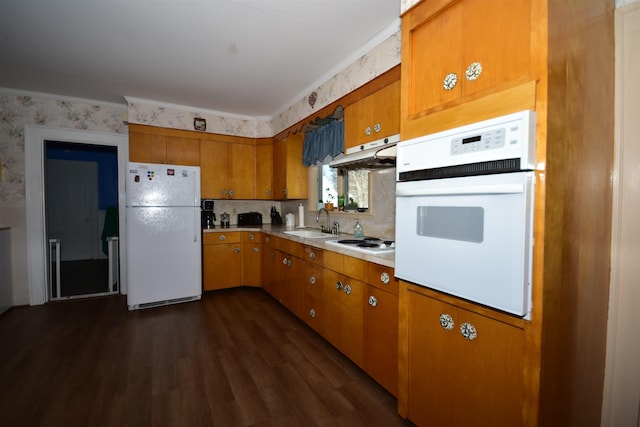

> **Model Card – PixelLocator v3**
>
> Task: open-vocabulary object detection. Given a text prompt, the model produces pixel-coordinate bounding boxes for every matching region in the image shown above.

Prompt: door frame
[602,2,640,425]
[25,125,128,305]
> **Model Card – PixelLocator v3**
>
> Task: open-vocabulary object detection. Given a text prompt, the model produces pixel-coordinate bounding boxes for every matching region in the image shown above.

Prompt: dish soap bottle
[353,219,364,238]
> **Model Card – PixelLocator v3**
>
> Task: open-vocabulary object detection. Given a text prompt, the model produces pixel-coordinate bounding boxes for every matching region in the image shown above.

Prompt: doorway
[44,141,119,299]
[25,125,129,306]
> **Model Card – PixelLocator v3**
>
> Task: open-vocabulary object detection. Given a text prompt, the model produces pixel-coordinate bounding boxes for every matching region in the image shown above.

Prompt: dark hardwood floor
[0,287,412,427]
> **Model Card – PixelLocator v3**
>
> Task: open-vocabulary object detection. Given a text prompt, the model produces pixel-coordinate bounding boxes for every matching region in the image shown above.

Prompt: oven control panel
[397,110,537,176]
[451,128,506,155]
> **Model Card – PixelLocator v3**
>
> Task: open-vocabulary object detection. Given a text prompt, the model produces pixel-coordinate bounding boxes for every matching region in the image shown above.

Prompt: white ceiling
[0,0,400,118]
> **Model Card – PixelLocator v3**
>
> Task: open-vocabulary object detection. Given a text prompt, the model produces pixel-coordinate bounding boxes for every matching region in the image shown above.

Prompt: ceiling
[0,0,400,118]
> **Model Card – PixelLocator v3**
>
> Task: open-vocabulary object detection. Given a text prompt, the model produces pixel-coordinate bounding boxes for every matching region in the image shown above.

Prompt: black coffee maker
[201,199,216,229]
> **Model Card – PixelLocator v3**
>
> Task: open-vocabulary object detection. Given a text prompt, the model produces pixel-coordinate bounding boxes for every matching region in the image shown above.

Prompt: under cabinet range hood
[330,134,400,169]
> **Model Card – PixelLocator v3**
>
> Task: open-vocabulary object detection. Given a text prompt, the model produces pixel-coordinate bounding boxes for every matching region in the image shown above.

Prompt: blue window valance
[302,119,344,166]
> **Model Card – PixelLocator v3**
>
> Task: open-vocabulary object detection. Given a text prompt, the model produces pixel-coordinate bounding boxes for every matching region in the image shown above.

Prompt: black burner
[357,243,379,248]
[337,239,362,244]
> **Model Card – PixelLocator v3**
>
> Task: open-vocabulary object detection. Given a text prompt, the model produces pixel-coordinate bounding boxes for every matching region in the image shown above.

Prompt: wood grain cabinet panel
[273,133,307,200]
[129,131,167,164]
[202,232,243,291]
[364,284,398,396]
[241,232,261,287]
[406,288,523,427]
[401,0,532,137]
[165,136,200,166]
[200,139,255,199]
[344,80,400,149]
[255,142,273,200]
[322,268,365,366]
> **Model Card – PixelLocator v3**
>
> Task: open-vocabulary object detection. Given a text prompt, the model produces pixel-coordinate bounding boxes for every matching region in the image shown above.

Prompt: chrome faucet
[316,208,330,232]
[332,221,340,235]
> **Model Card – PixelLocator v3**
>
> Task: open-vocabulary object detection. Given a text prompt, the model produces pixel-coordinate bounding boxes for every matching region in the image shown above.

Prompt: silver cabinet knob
[309,308,316,318]
[229,189,235,196]
[439,313,454,331]
[287,259,292,267]
[465,61,483,81]
[373,122,381,133]
[344,284,352,295]
[249,234,255,240]
[365,126,372,136]
[222,189,228,196]
[336,281,343,291]
[233,247,240,254]
[309,275,316,285]
[368,295,378,307]
[282,257,288,265]
[252,247,259,254]
[265,189,271,196]
[219,234,226,241]
[380,272,390,284]
[308,251,316,260]
[443,72,458,90]
[460,322,477,340]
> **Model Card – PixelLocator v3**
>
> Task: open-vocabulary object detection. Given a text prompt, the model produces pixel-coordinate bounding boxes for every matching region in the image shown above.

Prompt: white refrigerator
[126,162,202,310]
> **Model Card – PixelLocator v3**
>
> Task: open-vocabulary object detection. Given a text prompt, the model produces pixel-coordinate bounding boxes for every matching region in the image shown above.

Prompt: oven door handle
[396,182,525,197]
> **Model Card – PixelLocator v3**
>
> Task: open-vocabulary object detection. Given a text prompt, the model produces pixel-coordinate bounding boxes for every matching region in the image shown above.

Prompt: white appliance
[395,110,536,317]
[126,162,202,310]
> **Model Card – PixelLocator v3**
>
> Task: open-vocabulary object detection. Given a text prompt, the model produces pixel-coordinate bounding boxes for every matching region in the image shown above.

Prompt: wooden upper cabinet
[255,142,273,199]
[344,80,400,149]
[165,136,200,166]
[200,138,256,199]
[129,124,200,165]
[200,139,229,199]
[228,143,256,199]
[273,133,307,200]
[129,131,167,164]
[401,0,532,137]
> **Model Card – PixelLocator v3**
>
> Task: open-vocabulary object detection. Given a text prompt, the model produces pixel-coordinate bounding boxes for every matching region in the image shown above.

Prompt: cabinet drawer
[302,245,323,265]
[271,236,303,258]
[368,263,399,295]
[343,255,368,282]
[203,231,242,244]
[242,231,262,243]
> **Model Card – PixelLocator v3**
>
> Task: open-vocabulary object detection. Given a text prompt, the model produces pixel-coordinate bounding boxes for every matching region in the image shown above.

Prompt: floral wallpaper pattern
[0,94,127,204]
[128,30,401,138]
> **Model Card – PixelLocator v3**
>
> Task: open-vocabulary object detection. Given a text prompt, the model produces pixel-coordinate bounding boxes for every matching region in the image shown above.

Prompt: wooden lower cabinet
[364,284,398,396]
[203,231,260,290]
[322,268,365,366]
[202,232,243,291]
[405,287,523,426]
[241,232,261,287]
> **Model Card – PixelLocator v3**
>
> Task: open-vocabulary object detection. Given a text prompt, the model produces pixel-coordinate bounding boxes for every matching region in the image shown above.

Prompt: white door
[46,159,99,261]
[604,3,640,426]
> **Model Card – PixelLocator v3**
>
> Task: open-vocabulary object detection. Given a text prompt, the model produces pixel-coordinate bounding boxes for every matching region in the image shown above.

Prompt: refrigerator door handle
[193,208,199,243]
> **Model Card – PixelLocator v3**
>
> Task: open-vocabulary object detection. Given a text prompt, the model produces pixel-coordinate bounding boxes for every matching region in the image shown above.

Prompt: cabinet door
[323,269,364,366]
[200,139,229,199]
[300,261,324,333]
[402,0,531,133]
[203,243,242,291]
[255,142,273,200]
[261,240,278,296]
[242,232,261,287]
[273,134,307,200]
[129,132,167,163]
[345,80,401,149]
[166,136,200,166]
[407,291,523,426]
[364,286,398,396]
[229,143,255,199]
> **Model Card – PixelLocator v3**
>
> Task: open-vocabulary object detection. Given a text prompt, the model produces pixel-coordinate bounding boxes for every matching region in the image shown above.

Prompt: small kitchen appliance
[201,199,215,229]
[395,110,536,317]
[237,212,263,226]
[220,212,230,228]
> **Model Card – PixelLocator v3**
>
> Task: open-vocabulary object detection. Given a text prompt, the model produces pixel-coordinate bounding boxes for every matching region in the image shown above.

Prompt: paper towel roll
[298,203,305,228]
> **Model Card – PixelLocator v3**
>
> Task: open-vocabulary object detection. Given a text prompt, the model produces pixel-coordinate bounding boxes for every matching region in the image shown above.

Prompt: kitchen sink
[282,229,332,239]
